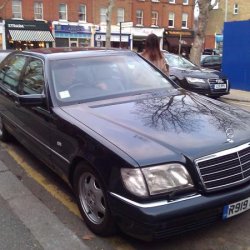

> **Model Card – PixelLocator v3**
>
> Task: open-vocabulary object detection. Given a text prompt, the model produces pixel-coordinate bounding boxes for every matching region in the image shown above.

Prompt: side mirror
[18,94,46,106]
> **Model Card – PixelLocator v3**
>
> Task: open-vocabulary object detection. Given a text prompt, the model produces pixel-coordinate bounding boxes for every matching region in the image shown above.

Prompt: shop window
[136,10,143,26]
[79,4,86,22]
[12,0,22,19]
[168,12,175,27]
[117,8,125,24]
[182,13,188,29]
[34,2,43,20]
[100,8,107,24]
[151,11,158,26]
[22,58,44,95]
[233,4,239,14]
[55,38,69,47]
[59,3,67,21]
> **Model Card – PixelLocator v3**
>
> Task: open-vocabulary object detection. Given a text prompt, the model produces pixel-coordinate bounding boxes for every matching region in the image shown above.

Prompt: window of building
[117,8,125,24]
[233,3,239,14]
[12,0,22,19]
[168,12,175,27]
[182,13,188,28]
[100,8,107,24]
[169,0,175,4]
[151,11,158,26]
[79,4,86,22]
[59,3,67,21]
[152,0,160,2]
[183,0,188,5]
[34,2,43,20]
[136,10,143,26]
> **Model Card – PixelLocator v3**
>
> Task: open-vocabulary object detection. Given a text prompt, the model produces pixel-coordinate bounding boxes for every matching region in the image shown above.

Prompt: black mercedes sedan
[0,48,250,241]
[164,52,229,98]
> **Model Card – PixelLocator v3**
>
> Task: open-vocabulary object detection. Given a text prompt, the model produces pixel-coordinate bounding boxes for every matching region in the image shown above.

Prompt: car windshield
[164,53,196,69]
[50,52,173,105]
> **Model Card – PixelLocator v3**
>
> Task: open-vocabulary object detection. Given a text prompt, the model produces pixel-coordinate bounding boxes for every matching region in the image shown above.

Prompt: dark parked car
[201,55,222,71]
[164,52,230,98]
[0,49,250,241]
[202,48,221,55]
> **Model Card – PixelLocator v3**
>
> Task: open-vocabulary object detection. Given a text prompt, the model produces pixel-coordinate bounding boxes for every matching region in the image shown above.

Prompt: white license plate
[214,84,226,89]
[223,197,250,219]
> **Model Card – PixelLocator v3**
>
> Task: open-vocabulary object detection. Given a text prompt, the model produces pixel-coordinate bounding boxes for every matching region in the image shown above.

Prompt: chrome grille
[195,143,250,191]
[208,78,227,84]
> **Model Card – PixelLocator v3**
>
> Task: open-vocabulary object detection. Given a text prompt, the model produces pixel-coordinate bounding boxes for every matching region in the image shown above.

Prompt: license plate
[223,197,250,219]
[214,84,226,89]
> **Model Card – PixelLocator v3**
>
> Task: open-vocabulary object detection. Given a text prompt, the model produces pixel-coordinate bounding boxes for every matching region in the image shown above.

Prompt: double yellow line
[6,145,135,250]
[6,145,81,218]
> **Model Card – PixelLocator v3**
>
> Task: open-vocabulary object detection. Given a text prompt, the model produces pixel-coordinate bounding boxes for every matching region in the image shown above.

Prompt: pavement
[0,88,248,250]
[0,159,89,250]
[222,89,250,102]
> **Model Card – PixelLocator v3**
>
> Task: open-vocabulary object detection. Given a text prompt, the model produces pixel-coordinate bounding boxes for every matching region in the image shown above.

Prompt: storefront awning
[9,30,54,42]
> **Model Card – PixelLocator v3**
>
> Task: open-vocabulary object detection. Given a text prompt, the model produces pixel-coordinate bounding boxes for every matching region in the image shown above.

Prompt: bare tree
[189,0,219,66]
[106,0,115,48]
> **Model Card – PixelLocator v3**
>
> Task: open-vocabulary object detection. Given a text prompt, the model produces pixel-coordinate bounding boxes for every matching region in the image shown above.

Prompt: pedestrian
[140,33,169,75]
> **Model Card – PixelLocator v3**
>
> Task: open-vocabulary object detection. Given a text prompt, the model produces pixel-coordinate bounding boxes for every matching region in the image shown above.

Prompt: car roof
[6,47,133,61]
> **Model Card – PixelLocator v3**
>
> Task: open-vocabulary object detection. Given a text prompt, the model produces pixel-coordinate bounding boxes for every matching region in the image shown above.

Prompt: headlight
[186,77,206,84]
[121,168,148,197]
[121,164,193,197]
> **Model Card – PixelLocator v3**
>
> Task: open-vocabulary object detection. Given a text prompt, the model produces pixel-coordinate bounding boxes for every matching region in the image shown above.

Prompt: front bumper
[109,182,250,241]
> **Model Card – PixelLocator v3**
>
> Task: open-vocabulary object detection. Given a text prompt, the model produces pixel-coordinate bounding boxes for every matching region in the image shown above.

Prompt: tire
[0,116,12,142]
[73,162,116,236]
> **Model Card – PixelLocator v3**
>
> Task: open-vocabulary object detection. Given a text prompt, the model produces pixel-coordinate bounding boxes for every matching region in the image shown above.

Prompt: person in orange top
[140,33,169,76]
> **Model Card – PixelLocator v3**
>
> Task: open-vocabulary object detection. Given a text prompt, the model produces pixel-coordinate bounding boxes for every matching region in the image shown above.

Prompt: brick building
[205,0,250,51]
[0,0,195,53]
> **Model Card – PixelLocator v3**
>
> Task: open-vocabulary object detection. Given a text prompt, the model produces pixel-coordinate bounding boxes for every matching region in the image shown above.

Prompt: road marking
[6,145,136,250]
[6,146,81,218]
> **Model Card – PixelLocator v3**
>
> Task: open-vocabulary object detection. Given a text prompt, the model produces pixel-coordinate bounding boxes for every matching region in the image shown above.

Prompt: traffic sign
[121,22,133,28]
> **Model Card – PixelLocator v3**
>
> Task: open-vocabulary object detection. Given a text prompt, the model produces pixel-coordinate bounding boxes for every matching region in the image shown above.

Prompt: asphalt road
[1,98,250,250]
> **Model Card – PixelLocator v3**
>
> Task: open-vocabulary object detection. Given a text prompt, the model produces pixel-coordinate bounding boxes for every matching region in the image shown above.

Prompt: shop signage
[165,30,194,37]
[132,27,164,37]
[55,25,91,33]
[95,34,129,42]
[5,20,50,31]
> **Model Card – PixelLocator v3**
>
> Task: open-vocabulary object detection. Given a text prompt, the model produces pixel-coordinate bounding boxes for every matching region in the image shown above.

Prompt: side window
[214,56,222,64]
[0,55,27,92]
[21,58,44,95]
[204,57,212,64]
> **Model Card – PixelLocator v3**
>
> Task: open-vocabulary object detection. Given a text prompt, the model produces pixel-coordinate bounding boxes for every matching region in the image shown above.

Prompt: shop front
[128,27,164,52]
[0,20,6,49]
[5,20,54,50]
[95,32,130,48]
[53,22,92,47]
[164,29,194,56]
[94,25,130,49]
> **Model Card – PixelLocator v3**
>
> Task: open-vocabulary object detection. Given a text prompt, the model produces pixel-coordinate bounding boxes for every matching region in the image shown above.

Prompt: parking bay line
[6,146,81,218]
[6,146,136,250]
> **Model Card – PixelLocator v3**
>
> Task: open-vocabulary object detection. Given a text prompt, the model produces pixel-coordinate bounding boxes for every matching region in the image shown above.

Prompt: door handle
[14,100,20,107]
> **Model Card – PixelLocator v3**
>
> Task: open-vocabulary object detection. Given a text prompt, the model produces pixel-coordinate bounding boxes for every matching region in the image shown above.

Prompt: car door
[0,54,53,167]
[213,56,222,71]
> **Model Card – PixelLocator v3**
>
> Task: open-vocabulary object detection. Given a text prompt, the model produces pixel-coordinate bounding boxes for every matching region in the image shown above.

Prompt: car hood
[170,66,225,79]
[60,89,250,166]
